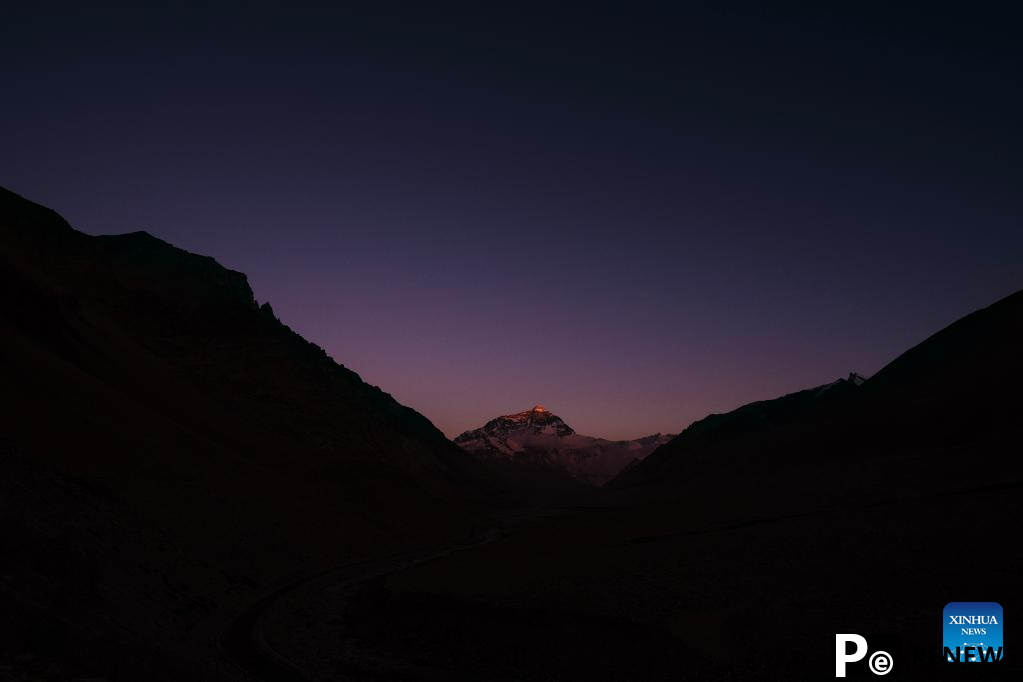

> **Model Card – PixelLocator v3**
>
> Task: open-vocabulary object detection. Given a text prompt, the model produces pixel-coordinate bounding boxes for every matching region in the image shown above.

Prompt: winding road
[218,529,503,681]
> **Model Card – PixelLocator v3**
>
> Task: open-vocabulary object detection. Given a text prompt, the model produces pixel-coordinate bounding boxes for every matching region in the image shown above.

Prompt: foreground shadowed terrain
[2,187,1021,680]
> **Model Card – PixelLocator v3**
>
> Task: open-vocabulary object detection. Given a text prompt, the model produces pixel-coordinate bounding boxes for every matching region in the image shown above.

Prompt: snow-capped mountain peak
[466,405,577,439]
[454,406,674,485]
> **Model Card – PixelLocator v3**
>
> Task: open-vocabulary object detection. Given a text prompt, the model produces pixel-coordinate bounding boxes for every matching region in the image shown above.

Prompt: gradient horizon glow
[3,4,1021,439]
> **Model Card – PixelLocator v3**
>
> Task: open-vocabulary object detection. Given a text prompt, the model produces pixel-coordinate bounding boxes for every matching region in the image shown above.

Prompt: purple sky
[3,4,1021,439]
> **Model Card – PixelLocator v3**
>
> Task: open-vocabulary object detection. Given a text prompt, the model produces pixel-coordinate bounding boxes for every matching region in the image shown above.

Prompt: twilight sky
[3,3,1021,439]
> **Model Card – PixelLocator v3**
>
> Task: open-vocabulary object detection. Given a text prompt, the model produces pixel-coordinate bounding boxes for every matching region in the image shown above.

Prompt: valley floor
[259,466,1022,680]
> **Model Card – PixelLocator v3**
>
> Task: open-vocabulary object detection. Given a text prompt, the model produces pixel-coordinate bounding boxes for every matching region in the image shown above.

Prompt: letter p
[836,634,867,677]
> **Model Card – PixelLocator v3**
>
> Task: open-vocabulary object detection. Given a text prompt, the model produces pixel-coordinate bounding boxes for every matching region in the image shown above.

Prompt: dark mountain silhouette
[612,287,1023,491]
[455,404,674,484]
[0,186,496,679]
[609,374,864,487]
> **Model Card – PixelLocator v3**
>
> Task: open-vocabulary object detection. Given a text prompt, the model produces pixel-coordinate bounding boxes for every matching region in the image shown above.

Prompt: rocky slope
[0,185,495,680]
[611,288,1023,492]
[609,373,865,487]
[455,405,674,485]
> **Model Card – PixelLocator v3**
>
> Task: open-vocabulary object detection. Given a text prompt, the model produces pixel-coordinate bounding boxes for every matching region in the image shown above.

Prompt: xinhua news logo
[943,602,1003,663]
[836,634,899,677]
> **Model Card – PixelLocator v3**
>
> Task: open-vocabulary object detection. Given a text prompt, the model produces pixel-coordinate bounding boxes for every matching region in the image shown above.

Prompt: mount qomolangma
[456,405,673,484]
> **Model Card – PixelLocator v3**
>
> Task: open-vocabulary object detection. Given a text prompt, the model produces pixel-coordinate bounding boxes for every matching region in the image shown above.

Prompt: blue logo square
[943,602,1002,662]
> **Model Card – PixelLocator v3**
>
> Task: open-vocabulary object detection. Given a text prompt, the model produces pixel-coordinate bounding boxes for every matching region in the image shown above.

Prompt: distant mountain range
[455,405,674,484]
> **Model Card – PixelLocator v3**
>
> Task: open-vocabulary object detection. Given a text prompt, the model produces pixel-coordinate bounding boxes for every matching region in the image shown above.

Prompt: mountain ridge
[607,372,864,488]
[0,185,497,678]
[610,287,1023,491]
